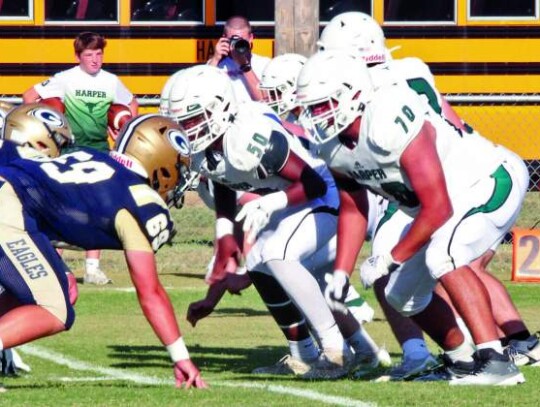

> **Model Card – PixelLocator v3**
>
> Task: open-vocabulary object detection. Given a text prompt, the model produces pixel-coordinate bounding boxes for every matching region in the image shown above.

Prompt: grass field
[2,192,540,406]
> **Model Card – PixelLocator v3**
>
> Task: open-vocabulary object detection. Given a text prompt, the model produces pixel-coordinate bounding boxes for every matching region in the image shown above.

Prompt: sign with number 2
[512,228,540,282]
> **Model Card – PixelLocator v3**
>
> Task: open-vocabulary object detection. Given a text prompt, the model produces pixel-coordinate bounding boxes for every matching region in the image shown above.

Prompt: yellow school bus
[1,0,539,187]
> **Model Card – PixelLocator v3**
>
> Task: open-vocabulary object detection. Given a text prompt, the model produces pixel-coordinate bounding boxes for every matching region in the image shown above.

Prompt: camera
[229,35,250,56]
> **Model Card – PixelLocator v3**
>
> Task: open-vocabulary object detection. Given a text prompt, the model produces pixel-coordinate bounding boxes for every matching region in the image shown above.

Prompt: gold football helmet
[0,101,14,133]
[113,114,192,208]
[2,103,74,158]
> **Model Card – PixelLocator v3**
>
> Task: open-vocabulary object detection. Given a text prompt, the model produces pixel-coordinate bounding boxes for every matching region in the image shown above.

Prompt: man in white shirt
[208,15,270,102]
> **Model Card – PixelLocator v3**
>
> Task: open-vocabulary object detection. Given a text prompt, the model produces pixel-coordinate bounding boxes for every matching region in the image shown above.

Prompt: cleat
[301,349,353,380]
[390,353,440,381]
[507,332,540,366]
[83,268,112,285]
[414,354,473,382]
[450,348,525,386]
[251,355,312,375]
[351,348,392,379]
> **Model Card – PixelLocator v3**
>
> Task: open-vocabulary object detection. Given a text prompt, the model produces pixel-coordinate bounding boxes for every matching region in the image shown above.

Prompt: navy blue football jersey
[0,139,43,166]
[0,148,175,251]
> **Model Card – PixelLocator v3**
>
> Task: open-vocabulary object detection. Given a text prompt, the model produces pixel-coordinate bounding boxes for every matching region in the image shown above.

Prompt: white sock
[402,338,430,360]
[86,259,99,272]
[446,340,475,363]
[318,324,348,352]
[455,317,476,349]
[289,338,319,362]
[477,340,504,354]
[346,327,378,356]
[265,259,346,352]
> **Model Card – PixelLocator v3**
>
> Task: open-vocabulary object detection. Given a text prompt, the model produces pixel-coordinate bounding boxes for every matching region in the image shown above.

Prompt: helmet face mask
[113,114,192,207]
[1,103,74,157]
[297,51,372,144]
[260,53,307,117]
[168,65,236,154]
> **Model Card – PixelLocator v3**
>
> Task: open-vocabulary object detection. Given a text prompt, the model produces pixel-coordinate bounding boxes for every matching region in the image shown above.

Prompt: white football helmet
[296,50,373,143]
[167,65,236,153]
[317,12,387,64]
[113,114,192,208]
[159,69,185,116]
[259,53,307,117]
[2,103,74,157]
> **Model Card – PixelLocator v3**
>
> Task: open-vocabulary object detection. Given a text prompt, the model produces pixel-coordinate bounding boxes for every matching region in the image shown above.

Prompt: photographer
[208,15,270,102]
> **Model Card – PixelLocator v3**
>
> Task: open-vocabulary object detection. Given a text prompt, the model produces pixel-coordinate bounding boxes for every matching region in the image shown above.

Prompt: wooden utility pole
[275,0,319,57]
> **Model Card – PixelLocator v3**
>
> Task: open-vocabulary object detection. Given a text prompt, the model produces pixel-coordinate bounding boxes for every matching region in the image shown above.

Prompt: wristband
[166,336,190,362]
[215,217,234,239]
[240,63,252,73]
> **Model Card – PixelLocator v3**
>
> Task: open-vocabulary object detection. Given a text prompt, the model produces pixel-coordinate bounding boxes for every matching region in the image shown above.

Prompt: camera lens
[229,36,250,56]
[233,39,250,55]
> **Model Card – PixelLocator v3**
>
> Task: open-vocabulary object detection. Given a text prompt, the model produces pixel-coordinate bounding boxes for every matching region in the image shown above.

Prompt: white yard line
[20,344,375,407]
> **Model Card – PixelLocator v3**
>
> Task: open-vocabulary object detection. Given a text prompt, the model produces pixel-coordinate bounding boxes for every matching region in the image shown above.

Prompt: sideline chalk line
[20,344,375,407]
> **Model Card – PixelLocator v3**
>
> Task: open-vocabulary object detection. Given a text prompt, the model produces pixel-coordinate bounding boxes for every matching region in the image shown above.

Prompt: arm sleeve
[114,209,153,252]
[113,78,134,105]
[33,75,64,99]
[258,130,290,177]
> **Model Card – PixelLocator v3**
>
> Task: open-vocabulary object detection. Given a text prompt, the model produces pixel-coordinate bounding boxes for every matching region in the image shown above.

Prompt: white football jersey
[192,101,337,207]
[319,82,505,216]
[370,57,443,115]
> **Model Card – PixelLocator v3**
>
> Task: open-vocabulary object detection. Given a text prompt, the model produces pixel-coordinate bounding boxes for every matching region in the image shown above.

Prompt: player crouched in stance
[0,114,206,389]
[297,51,528,385]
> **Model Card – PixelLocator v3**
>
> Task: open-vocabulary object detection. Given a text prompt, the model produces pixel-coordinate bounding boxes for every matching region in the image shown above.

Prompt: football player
[297,51,528,385]
[0,103,76,377]
[0,114,206,389]
[168,64,383,379]
[318,11,540,373]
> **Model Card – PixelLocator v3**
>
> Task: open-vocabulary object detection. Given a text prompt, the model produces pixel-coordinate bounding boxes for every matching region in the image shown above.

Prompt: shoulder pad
[223,106,275,172]
[366,85,427,163]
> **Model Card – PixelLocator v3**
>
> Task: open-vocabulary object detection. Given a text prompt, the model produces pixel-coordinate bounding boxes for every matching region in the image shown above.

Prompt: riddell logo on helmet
[363,54,385,63]
[110,151,133,169]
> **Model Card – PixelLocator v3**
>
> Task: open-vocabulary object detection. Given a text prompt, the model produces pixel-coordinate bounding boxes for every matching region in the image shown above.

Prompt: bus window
[216,0,273,23]
[131,0,203,22]
[320,0,372,22]
[384,0,455,22]
[470,0,536,18]
[216,0,372,24]
[0,1,29,17]
[45,0,118,21]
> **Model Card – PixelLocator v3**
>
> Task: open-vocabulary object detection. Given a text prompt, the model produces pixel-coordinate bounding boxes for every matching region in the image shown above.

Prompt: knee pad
[385,288,432,317]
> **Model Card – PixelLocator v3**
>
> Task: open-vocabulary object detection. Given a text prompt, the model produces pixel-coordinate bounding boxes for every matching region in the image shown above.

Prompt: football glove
[360,253,401,289]
[324,270,350,314]
[235,191,288,244]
